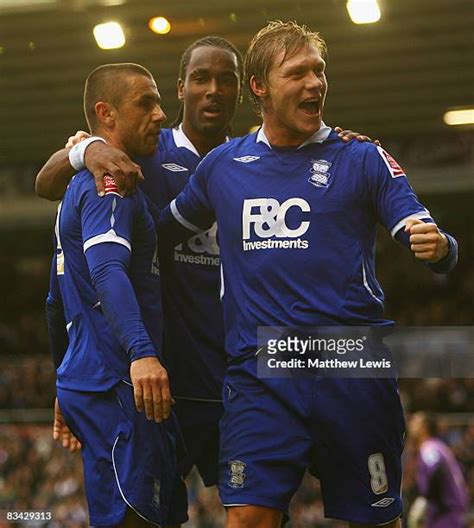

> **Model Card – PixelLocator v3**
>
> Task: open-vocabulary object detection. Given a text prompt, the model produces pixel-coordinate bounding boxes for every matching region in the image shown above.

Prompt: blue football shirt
[54,171,162,391]
[139,126,225,401]
[161,124,443,363]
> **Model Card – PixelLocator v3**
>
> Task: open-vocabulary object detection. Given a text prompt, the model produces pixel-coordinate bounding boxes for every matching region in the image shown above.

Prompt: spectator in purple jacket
[408,412,469,528]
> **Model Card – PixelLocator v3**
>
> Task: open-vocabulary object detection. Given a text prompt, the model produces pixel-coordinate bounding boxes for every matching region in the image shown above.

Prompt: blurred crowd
[0,357,55,409]
[0,425,87,528]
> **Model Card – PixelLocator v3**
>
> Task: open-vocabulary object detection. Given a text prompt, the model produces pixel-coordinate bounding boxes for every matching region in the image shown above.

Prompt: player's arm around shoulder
[35,132,100,200]
[35,131,144,200]
[35,147,77,201]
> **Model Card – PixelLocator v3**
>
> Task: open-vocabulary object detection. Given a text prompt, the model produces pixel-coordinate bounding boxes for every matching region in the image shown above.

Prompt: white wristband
[68,137,106,171]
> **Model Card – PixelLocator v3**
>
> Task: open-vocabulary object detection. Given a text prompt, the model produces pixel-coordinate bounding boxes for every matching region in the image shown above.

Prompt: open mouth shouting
[299,98,321,116]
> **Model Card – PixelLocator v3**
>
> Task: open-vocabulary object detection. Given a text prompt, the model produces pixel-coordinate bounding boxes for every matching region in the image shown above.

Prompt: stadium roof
[0,0,472,165]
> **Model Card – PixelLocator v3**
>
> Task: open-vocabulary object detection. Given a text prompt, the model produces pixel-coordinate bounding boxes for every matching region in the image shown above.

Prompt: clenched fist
[405,219,449,263]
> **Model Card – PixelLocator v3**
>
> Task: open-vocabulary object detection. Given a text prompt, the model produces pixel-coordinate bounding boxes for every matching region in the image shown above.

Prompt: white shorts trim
[111,434,160,526]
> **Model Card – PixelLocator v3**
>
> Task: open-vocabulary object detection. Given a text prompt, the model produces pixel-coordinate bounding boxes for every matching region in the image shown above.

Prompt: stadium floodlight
[443,108,474,126]
[93,22,125,50]
[346,0,381,24]
[99,0,127,5]
[148,16,171,35]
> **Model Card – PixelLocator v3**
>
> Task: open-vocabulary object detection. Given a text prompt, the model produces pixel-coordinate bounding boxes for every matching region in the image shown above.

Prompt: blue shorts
[174,398,223,487]
[57,382,188,527]
[218,361,405,525]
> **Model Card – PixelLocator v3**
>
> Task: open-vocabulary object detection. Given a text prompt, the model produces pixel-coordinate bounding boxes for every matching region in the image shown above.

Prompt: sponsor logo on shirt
[242,198,310,251]
[308,159,332,188]
[103,174,121,196]
[174,223,220,266]
[233,155,260,163]
[228,460,246,489]
[162,163,188,172]
[376,146,406,178]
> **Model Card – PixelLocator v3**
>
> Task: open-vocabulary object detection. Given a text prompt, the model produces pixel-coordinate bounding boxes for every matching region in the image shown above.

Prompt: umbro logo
[371,497,395,508]
[233,156,260,163]
[162,163,188,172]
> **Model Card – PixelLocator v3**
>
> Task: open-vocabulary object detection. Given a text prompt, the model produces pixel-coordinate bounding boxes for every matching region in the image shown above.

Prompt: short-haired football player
[46,63,187,527]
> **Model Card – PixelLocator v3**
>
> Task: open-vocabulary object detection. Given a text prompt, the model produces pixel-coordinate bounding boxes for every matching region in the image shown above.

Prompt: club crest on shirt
[308,159,332,188]
[228,460,246,488]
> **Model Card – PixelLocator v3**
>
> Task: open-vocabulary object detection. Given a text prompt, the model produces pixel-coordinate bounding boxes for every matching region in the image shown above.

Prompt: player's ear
[95,101,115,127]
[177,78,185,102]
[249,75,268,99]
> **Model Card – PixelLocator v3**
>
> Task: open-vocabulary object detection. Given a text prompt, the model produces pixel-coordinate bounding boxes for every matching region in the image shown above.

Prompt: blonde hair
[244,20,327,113]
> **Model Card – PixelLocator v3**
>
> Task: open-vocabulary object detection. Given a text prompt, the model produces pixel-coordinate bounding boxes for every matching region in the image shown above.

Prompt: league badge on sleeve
[376,146,406,178]
[308,159,332,188]
[103,173,121,196]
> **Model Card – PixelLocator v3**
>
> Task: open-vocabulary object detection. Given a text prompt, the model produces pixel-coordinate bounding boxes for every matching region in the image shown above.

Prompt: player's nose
[207,78,221,96]
[306,71,323,91]
[153,105,167,123]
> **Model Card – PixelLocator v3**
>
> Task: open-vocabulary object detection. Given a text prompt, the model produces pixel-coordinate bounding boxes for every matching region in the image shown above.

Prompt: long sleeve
[85,242,160,362]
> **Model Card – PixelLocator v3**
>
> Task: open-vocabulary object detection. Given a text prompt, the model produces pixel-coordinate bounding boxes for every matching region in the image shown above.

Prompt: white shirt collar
[172,124,200,156]
[172,124,231,157]
[256,121,332,149]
